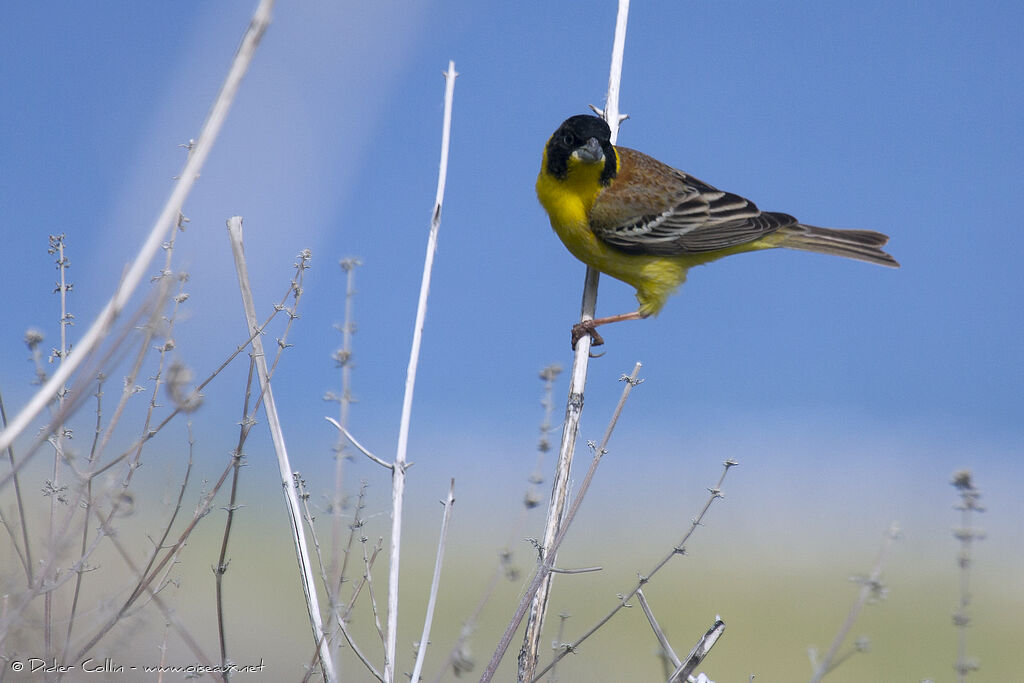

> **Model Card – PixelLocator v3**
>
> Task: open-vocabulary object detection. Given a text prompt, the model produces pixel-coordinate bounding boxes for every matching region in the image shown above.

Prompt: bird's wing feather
[590,147,795,256]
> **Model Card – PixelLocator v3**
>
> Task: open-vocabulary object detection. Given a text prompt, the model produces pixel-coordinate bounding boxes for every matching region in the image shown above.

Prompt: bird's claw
[571,321,605,350]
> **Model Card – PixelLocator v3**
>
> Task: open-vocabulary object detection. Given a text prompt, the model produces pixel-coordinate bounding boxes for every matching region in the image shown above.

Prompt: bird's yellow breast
[535,149,627,274]
[536,148,685,315]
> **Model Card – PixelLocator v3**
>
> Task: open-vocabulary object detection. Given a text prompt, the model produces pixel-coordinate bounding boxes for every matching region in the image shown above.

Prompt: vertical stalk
[518,2,630,680]
[383,60,458,683]
[227,219,336,683]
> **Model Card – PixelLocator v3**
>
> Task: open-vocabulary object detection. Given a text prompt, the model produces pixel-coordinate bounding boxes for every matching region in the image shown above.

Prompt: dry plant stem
[61,376,107,660]
[12,271,287,643]
[226,218,336,683]
[302,633,332,683]
[0,389,33,585]
[519,2,630,678]
[951,471,983,682]
[330,257,360,661]
[296,474,332,604]
[807,522,900,683]
[636,589,681,670]
[337,481,369,612]
[670,618,726,683]
[0,0,274,457]
[532,459,736,681]
[383,59,457,683]
[329,421,392,470]
[54,265,182,653]
[481,363,643,683]
[215,359,257,677]
[337,618,384,683]
[72,504,218,681]
[65,423,195,662]
[45,234,72,658]
[410,479,457,683]
[435,366,562,682]
[85,291,287,483]
[212,257,310,673]
[66,421,252,662]
[347,536,385,624]
[0,286,167,652]
[0,288,160,493]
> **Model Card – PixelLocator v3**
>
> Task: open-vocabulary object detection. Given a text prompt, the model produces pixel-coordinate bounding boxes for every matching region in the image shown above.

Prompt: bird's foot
[571,321,605,350]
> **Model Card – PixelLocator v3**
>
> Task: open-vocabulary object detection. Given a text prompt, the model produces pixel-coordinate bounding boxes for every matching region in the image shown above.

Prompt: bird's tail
[775,223,899,268]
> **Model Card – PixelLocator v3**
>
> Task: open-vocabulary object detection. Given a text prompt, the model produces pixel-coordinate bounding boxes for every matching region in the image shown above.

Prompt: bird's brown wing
[589,147,795,256]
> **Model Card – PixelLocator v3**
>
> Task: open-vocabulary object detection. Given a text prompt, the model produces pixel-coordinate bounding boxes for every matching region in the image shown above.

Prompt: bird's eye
[561,133,575,147]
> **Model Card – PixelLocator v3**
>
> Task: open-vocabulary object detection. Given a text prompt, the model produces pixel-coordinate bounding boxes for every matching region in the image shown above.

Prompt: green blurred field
[4,486,1020,683]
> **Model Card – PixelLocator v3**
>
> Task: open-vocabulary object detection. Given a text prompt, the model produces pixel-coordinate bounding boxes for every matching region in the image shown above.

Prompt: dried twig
[227,219,335,683]
[410,479,457,682]
[808,522,900,683]
[481,364,643,683]
[0,0,275,457]
[533,459,737,681]
[951,471,984,681]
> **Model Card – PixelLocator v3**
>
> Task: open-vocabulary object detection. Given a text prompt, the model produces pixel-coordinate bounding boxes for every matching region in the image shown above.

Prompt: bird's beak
[572,137,605,164]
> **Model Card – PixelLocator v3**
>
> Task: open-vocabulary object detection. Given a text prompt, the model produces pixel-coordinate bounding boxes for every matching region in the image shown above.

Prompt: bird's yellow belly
[549,215,689,317]
[538,168,721,316]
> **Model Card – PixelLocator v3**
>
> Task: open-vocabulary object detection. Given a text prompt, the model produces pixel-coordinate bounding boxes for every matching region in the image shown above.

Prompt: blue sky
[2,0,1022,650]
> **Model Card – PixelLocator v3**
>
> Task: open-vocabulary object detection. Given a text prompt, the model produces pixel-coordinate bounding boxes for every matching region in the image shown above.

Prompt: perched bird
[536,115,899,347]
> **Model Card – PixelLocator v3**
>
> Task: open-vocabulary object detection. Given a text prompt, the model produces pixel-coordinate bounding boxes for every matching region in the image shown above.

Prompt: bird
[535,114,899,347]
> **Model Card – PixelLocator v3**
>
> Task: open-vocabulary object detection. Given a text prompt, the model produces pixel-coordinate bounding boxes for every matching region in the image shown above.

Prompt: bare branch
[327,420,392,470]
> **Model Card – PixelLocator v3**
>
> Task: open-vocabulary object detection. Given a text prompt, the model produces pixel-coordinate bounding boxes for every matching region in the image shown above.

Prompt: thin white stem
[518,4,630,680]
[409,479,456,683]
[326,419,392,470]
[226,218,336,683]
[384,60,457,683]
[0,0,274,456]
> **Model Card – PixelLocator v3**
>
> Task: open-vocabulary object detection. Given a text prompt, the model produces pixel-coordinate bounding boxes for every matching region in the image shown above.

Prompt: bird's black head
[544,115,617,185]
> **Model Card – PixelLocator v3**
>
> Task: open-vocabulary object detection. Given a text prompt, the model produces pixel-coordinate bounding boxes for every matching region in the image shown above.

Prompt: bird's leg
[571,310,648,349]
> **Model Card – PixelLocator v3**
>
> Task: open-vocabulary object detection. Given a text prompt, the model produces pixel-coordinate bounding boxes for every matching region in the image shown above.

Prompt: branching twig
[328,257,360,665]
[327,420,392,471]
[0,0,275,457]
[532,458,737,681]
[951,470,984,681]
[215,358,257,677]
[807,522,900,683]
[481,364,643,683]
[227,219,335,683]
